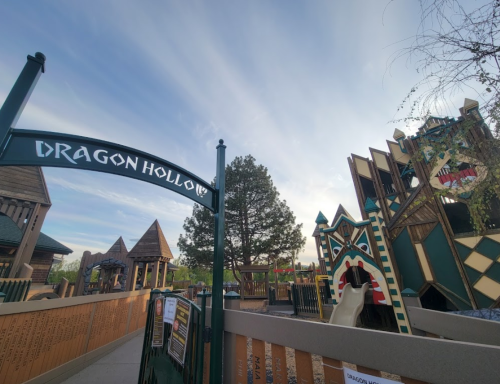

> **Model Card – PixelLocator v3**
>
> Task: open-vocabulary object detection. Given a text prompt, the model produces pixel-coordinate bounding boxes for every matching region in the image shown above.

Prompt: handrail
[407,306,500,346]
[224,308,500,384]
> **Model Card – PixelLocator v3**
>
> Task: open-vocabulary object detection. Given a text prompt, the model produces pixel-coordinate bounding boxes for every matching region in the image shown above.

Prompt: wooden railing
[0,260,12,278]
[0,289,150,384]
[219,306,500,384]
[173,280,192,289]
[241,280,267,298]
[0,278,31,302]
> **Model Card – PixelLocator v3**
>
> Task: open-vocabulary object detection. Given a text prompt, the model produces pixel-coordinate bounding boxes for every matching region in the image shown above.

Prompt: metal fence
[139,290,208,384]
[291,283,329,315]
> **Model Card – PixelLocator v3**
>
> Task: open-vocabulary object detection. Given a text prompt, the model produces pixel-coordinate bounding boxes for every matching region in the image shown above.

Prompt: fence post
[19,263,33,279]
[189,285,195,300]
[292,284,298,315]
[223,291,240,384]
[401,288,426,336]
[196,289,210,384]
[58,277,69,298]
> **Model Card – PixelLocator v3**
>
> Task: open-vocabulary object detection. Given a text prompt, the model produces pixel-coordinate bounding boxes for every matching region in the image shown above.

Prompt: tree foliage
[47,259,81,283]
[178,155,306,282]
[390,0,500,132]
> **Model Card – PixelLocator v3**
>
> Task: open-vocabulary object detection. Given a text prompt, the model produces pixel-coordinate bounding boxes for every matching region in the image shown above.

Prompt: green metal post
[196,289,210,384]
[210,139,226,384]
[0,52,46,151]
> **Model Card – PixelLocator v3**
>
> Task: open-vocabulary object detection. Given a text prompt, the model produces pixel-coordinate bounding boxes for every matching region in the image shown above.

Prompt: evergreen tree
[178,155,306,282]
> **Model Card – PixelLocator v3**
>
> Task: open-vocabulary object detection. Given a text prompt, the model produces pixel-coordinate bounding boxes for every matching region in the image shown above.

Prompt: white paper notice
[344,367,400,384]
[163,297,177,324]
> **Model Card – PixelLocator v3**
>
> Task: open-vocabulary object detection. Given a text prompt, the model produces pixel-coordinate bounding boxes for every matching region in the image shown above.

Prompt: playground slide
[329,282,369,327]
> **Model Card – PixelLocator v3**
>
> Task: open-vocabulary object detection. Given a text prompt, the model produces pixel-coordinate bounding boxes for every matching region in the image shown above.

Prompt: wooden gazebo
[127,220,173,291]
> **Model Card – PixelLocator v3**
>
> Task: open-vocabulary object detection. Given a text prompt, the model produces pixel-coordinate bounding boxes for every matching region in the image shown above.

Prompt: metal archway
[0,53,226,383]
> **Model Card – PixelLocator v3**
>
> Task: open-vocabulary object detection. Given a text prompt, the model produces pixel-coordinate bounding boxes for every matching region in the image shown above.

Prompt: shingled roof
[331,204,353,226]
[0,166,51,205]
[0,214,72,254]
[127,220,173,261]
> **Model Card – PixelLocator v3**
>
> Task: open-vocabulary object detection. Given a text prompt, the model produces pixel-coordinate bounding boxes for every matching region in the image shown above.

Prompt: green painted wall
[424,224,471,309]
[392,228,425,291]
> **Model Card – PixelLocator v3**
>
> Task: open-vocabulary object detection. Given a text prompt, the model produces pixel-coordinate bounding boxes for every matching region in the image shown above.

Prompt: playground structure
[0,165,74,302]
[73,220,177,296]
[313,100,500,331]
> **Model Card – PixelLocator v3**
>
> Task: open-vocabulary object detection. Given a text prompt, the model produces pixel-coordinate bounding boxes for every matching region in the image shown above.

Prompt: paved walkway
[61,332,144,384]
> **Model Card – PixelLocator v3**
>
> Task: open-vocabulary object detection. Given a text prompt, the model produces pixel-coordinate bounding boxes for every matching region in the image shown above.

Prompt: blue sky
[0,1,478,265]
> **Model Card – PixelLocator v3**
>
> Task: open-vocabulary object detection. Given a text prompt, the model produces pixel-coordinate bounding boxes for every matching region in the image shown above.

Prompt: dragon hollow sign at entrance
[0,53,226,384]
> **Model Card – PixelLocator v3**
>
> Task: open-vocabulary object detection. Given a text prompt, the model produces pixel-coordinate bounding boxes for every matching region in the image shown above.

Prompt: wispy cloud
[0,1,446,265]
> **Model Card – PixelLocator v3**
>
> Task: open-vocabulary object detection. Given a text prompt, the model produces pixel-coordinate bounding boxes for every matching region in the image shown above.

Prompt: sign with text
[344,367,400,384]
[163,297,177,324]
[0,129,215,210]
[168,299,191,365]
[152,297,164,347]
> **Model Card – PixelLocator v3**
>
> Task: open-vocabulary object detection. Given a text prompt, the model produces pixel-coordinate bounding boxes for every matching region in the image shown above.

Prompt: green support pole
[197,289,210,384]
[0,52,45,151]
[210,139,226,384]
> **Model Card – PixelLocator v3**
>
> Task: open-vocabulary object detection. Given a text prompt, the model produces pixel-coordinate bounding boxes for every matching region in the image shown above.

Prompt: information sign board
[163,297,177,324]
[168,299,191,365]
[152,297,164,347]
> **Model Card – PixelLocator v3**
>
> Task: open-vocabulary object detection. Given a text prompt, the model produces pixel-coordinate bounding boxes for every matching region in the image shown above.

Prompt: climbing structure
[314,98,500,331]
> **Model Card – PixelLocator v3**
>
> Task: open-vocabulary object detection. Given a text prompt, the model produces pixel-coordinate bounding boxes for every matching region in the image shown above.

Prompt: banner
[152,297,164,347]
[168,300,191,365]
[344,367,400,384]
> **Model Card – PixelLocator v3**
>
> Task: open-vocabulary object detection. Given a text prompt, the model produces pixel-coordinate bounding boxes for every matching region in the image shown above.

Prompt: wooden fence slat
[271,343,288,384]
[322,357,345,384]
[203,342,210,384]
[21,311,42,384]
[252,339,266,383]
[235,334,247,384]
[295,349,314,384]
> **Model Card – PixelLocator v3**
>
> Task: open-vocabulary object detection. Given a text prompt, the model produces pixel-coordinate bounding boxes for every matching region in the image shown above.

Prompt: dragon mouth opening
[436,161,477,189]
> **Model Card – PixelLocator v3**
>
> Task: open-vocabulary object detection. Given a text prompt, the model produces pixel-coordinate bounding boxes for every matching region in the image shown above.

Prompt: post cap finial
[35,52,46,62]
[219,139,224,145]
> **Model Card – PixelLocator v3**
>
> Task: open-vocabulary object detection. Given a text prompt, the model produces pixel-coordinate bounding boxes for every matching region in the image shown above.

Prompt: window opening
[442,200,474,234]
[359,176,377,199]
[398,163,419,190]
[378,170,396,195]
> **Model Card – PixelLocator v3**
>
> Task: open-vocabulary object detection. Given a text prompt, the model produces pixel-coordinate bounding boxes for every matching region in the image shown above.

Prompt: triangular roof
[0,166,51,205]
[312,224,320,237]
[107,237,128,254]
[464,98,479,111]
[0,214,72,254]
[364,197,380,213]
[393,128,405,140]
[315,211,328,225]
[127,220,174,260]
[331,204,352,226]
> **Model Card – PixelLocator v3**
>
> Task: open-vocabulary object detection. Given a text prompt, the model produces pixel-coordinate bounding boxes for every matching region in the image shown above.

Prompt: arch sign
[0,53,226,383]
